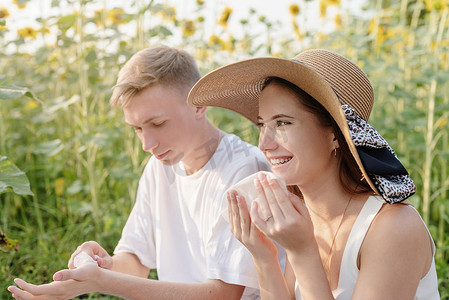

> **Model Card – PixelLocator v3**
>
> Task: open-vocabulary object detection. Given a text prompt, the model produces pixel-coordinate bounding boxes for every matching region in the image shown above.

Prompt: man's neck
[182,122,225,175]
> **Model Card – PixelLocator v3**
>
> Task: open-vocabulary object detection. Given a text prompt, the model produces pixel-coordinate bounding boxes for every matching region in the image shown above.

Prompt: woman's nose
[258,126,278,151]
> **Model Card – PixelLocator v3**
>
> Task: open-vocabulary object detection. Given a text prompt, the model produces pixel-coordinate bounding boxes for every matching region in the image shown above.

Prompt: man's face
[123,84,197,165]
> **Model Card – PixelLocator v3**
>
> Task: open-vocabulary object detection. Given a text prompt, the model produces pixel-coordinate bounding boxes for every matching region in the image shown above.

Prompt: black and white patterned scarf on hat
[342,104,416,204]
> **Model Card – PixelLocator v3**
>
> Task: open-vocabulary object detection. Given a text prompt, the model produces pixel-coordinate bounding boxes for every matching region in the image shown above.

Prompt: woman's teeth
[270,157,292,165]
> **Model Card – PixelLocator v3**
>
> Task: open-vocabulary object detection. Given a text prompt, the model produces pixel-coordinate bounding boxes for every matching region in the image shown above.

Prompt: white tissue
[73,251,98,268]
[221,171,288,221]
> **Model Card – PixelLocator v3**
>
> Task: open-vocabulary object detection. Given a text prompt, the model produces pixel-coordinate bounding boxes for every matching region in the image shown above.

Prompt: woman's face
[257,83,337,186]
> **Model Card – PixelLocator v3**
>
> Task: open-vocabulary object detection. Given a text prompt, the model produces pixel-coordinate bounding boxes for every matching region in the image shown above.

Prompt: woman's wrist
[253,252,280,270]
[285,241,320,266]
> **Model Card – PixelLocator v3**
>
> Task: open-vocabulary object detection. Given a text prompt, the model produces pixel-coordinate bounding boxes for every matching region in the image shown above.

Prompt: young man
[9,45,273,299]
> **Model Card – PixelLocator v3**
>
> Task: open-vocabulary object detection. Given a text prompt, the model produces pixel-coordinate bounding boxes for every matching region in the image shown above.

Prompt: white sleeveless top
[295,196,440,299]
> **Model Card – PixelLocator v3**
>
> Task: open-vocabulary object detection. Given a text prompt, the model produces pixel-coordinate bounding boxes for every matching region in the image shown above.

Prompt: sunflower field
[1,0,448,298]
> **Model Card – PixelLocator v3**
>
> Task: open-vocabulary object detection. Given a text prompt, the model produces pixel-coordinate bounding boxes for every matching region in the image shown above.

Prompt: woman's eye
[256,122,265,128]
[276,120,291,126]
[134,127,142,132]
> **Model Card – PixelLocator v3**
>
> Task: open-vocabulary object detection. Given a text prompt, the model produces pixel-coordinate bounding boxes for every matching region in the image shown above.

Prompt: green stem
[136,0,145,49]
[400,0,409,25]
[32,193,49,254]
[407,0,424,51]
[0,108,7,156]
[410,0,424,30]
[0,193,9,232]
[373,0,383,54]
[86,144,100,240]
[77,0,88,121]
[437,204,444,261]
[422,7,448,225]
[422,78,436,224]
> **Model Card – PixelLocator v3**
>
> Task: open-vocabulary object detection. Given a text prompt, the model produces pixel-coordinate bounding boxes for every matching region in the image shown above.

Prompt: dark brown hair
[262,77,372,197]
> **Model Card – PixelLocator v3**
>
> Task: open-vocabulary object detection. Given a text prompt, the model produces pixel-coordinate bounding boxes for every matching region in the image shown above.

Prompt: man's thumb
[97,255,113,269]
[53,269,75,281]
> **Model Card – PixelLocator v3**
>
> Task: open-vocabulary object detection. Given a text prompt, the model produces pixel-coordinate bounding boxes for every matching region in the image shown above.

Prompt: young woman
[187,49,440,299]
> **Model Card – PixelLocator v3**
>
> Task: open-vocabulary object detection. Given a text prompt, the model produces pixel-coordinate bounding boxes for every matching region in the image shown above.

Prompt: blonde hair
[110,45,201,107]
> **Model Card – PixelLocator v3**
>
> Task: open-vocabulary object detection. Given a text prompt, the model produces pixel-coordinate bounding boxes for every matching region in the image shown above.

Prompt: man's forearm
[111,252,150,278]
[97,268,245,300]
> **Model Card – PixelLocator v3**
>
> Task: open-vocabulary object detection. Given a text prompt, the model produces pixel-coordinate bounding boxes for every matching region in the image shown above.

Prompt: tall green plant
[0,0,448,298]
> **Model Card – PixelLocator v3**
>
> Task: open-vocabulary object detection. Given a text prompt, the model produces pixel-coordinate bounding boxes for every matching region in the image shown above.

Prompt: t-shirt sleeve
[114,163,157,269]
[206,216,260,289]
[205,153,271,289]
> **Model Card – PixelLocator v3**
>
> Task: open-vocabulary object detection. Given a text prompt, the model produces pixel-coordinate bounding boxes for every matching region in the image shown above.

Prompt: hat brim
[187,57,380,196]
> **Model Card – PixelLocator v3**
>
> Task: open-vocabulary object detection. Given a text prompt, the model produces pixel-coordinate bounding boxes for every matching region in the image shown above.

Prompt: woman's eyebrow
[257,114,295,121]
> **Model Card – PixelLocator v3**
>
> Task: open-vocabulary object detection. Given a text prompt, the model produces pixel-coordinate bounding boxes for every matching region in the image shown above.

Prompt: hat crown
[293,49,374,121]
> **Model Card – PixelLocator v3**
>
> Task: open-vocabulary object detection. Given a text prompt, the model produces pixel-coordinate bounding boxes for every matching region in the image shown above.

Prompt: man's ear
[195,106,207,119]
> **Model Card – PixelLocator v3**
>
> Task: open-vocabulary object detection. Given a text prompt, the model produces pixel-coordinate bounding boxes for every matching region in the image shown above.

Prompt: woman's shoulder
[359,196,427,234]
[369,200,431,245]
[375,201,428,232]
[360,199,434,277]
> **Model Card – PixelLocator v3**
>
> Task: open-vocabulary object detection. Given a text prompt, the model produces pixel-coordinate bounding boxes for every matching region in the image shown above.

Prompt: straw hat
[188,49,415,203]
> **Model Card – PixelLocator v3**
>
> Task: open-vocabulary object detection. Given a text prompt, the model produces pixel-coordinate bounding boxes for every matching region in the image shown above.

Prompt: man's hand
[69,241,112,270]
[8,264,101,300]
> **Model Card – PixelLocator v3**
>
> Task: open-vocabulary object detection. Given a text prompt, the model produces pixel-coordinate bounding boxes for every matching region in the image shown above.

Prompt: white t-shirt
[115,134,271,299]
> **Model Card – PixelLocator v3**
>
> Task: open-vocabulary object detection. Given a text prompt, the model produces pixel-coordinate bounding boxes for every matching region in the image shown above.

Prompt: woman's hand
[228,190,278,260]
[250,173,315,254]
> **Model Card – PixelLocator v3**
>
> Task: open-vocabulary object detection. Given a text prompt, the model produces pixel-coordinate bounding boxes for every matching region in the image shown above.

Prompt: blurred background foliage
[0,0,448,298]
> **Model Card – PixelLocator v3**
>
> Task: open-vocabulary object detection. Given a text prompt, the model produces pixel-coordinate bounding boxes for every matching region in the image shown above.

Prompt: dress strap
[334,196,384,297]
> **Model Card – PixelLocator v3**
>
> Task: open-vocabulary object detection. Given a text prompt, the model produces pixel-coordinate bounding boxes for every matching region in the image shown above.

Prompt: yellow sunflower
[289,4,300,16]
[94,9,104,26]
[218,7,233,27]
[183,20,195,37]
[18,27,38,39]
[107,8,126,25]
[334,13,342,29]
[0,7,10,18]
[157,5,176,22]
[209,34,225,49]
[319,0,340,18]
[425,0,449,10]
[14,0,27,9]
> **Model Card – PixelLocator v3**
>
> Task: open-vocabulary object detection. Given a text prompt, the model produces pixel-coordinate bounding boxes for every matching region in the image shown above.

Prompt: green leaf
[85,49,97,63]
[149,25,172,38]
[44,95,80,114]
[67,179,84,195]
[436,72,449,85]
[31,139,64,157]
[57,14,77,32]
[0,156,33,195]
[0,86,43,103]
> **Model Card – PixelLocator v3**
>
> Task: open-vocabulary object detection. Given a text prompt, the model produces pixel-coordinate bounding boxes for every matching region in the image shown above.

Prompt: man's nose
[141,131,158,153]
